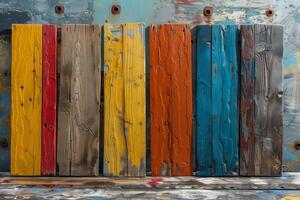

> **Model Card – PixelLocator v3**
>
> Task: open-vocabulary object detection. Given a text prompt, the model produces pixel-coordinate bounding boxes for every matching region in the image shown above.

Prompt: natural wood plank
[103,23,146,177]
[240,25,255,176]
[11,24,42,176]
[150,24,193,176]
[0,34,11,172]
[57,24,101,176]
[195,25,212,176]
[41,25,57,176]
[254,24,283,176]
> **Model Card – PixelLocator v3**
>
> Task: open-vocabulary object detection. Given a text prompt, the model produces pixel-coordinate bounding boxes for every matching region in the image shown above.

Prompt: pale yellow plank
[104,23,146,176]
[11,24,42,176]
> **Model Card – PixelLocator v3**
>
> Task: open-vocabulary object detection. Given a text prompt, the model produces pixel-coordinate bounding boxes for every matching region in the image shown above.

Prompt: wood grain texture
[195,25,212,176]
[150,24,193,176]
[240,25,255,176]
[103,23,146,177]
[11,24,42,176]
[57,24,101,176]
[42,25,57,176]
[212,25,239,176]
[196,25,239,176]
[0,34,11,172]
[253,24,283,176]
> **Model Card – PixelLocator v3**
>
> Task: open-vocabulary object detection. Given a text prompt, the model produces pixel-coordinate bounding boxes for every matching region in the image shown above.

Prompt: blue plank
[195,25,212,176]
[223,25,239,174]
[0,35,11,172]
[196,25,238,176]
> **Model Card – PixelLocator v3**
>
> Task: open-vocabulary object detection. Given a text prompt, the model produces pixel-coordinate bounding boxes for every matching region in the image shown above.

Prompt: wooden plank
[150,24,193,176]
[240,25,255,176]
[103,23,146,177]
[195,25,212,176]
[11,24,42,176]
[57,24,101,176]
[211,25,238,176]
[254,24,283,176]
[41,25,57,176]
[0,34,11,172]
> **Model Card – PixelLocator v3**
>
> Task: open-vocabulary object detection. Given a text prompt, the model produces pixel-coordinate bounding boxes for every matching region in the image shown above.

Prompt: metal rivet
[295,141,300,150]
[111,4,121,15]
[203,6,213,17]
[55,5,64,14]
[265,8,274,17]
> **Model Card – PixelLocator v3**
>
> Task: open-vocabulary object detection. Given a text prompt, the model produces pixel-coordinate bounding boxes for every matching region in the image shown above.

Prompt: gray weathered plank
[57,24,101,176]
[254,24,283,176]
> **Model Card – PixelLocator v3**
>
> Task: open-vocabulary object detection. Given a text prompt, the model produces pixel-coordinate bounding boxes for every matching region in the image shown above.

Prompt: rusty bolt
[203,6,213,17]
[265,8,274,17]
[295,141,300,150]
[111,4,121,15]
[1,137,8,148]
[55,5,64,14]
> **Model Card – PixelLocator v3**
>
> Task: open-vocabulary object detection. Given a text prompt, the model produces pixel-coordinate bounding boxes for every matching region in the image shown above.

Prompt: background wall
[0,0,299,172]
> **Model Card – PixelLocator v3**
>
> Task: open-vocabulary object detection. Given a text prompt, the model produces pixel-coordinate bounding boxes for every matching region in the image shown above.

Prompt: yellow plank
[104,23,146,176]
[123,24,146,177]
[11,24,42,176]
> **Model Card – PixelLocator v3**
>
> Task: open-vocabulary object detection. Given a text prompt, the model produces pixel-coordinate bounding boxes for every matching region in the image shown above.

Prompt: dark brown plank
[57,25,101,176]
[240,25,255,176]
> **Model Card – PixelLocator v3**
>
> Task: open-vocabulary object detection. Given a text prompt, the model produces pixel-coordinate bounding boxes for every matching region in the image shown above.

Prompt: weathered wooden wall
[240,25,283,176]
[11,24,42,176]
[0,0,298,172]
[41,25,57,176]
[103,23,146,177]
[150,24,193,176]
[57,24,101,176]
[195,25,239,176]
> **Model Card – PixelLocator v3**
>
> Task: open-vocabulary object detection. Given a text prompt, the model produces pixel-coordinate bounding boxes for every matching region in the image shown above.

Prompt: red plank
[150,24,193,176]
[42,25,57,176]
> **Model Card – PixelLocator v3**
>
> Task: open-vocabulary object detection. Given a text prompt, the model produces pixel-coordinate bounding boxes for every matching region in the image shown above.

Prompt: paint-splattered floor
[1,173,300,199]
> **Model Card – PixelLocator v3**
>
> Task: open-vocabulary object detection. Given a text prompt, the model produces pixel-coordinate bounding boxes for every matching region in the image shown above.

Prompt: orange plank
[150,24,193,176]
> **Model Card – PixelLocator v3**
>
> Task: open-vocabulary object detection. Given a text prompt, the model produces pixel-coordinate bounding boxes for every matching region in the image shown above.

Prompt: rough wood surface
[0,35,11,172]
[41,25,57,176]
[240,25,255,176]
[103,23,146,177]
[57,24,101,176]
[196,25,239,176]
[150,24,193,176]
[195,25,212,176]
[11,24,42,176]
[254,24,283,176]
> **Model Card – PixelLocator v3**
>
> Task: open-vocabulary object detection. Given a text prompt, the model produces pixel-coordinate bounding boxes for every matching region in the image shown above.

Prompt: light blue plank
[0,35,11,172]
[211,25,238,176]
[195,25,212,176]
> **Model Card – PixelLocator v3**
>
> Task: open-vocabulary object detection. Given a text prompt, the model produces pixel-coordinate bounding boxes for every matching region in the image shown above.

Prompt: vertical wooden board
[42,25,57,176]
[123,24,146,176]
[240,25,255,176]
[11,24,42,176]
[0,34,11,172]
[104,23,146,177]
[254,25,283,176]
[211,25,238,176]
[170,25,193,176]
[57,24,101,176]
[149,25,172,176]
[150,24,192,176]
[195,25,212,176]
[103,24,127,176]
